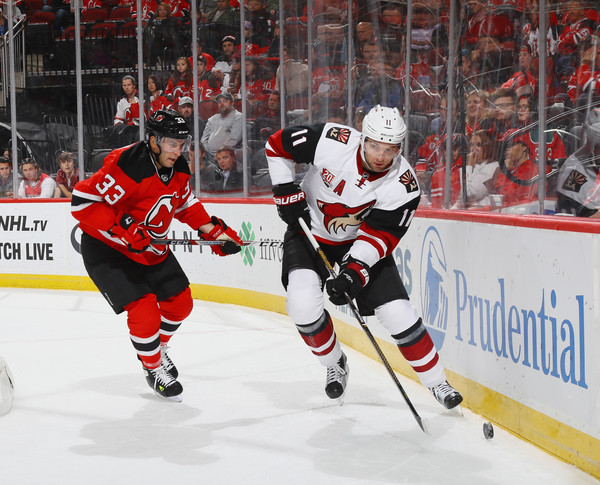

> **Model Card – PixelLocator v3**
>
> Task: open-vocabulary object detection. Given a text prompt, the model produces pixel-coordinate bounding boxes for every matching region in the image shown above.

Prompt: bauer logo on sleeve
[400,170,418,193]
[326,127,351,144]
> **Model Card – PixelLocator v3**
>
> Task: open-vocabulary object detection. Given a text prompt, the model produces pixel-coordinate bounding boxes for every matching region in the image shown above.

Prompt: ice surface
[0,288,597,485]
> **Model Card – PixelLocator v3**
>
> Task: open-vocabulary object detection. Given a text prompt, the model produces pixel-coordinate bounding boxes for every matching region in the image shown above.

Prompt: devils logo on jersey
[144,193,178,238]
[326,127,351,144]
[400,170,418,193]
[563,170,587,193]
[317,199,375,233]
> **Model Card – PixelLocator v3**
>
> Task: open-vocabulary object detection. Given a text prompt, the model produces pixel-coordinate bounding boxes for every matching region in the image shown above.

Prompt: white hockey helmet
[585,107,600,149]
[361,105,406,147]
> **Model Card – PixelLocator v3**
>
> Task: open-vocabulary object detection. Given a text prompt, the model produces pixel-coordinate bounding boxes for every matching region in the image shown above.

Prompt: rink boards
[0,199,598,479]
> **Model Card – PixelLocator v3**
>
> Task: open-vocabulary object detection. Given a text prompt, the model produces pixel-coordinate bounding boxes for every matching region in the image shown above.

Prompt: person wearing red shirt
[430,135,465,208]
[71,110,243,401]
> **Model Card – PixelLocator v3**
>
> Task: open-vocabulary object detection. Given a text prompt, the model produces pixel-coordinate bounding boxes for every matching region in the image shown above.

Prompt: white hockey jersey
[266,123,420,268]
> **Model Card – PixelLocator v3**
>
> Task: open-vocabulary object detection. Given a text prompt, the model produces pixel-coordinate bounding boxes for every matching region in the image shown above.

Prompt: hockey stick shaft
[298,218,426,433]
[150,238,256,246]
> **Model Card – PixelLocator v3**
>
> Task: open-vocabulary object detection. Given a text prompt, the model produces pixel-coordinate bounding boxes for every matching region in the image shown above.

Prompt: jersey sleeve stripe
[72,188,104,202]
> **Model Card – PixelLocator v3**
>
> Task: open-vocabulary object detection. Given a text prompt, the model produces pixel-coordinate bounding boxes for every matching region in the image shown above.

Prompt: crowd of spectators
[4,0,600,213]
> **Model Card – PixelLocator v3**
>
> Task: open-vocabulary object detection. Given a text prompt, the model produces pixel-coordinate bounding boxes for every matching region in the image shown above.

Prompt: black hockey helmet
[146,109,191,139]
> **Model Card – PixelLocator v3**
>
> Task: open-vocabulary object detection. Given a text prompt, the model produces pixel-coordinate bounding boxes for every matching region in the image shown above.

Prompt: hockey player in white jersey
[266,105,462,409]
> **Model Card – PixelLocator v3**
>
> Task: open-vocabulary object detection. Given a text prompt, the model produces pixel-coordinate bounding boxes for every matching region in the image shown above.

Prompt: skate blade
[153,390,183,402]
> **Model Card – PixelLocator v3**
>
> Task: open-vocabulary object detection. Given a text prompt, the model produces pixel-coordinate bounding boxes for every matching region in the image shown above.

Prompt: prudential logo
[420,226,448,350]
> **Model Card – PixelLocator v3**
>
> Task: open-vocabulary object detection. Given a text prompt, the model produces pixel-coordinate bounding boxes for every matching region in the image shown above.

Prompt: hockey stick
[298,218,427,433]
[150,238,257,246]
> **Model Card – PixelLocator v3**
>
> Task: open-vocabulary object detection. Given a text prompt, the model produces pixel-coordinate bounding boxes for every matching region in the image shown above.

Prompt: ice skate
[160,344,178,379]
[429,380,463,409]
[325,353,349,404]
[143,364,183,402]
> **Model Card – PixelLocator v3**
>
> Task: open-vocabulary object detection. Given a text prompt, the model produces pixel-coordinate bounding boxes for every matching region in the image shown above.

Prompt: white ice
[0,288,597,485]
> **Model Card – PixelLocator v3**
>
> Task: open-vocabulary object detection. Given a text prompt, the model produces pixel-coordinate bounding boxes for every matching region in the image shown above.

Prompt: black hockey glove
[199,216,243,256]
[272,182,311,230]
[325,255,370,305]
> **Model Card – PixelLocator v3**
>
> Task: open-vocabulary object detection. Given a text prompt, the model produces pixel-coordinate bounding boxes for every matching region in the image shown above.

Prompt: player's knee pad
[286,268,324,325]
[374,299,420,335]
[125,293,161,338]
[159,286,193,323]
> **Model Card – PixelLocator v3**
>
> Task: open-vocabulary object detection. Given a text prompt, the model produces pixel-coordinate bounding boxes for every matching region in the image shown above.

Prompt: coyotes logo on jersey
[563,170,587,193]
[400,170,418,193]
[326,127,351,144]
[317,199,375,234]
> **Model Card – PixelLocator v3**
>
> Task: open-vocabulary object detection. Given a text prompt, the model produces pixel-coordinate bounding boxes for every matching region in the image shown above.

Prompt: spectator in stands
[567,34,600,106]
[177,96,194,128]
[0,156,13,198]
[201,145,242,192]
[17,158,56,198]
[275,44,309,98]
[200,92,243,161]
[247,0,275,50]
[430,134,465,208]
[495,138,544,206]
[470,29,516,91]
[147,73,172,114]
[42,0,72,32]
[0,10,8,36]
[500,44,538,97]
[187,140,206,192]
[54,151,79,198]
[354,59,403,112]
[130,0,158,20]
[522,0,559,58]
[456,129,499,207]
[188,39,215,72]
[2,147,8,159]
[212,35,237,93]
[165,57,193,103]
[114,75,143,126]
[265,19,280,58]
[146,2,178,65]
[556,0,597,79]
[166,0,189,17]
[379,2,403,44]
[196,55,220,100]
[516,93,535,128]
[251,89,281,142]
[205,0,239,25]
[237,57,275,115]
[465,89,489,135]
[478,87,519,147]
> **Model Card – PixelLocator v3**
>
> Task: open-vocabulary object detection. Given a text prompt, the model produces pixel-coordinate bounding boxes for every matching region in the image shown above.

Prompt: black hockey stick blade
[297,217,428,434]
[151,238,257,246]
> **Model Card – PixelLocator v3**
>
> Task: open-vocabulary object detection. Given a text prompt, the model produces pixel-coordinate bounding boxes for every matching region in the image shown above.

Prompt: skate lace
[432,381,455,399]
[152,365,175,389]
[326,361,346,385]
[160,344,172,364]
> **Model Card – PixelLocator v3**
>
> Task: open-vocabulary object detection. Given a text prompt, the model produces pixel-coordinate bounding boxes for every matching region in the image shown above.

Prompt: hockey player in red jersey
[266,105,462,409]
[71,109,243,401]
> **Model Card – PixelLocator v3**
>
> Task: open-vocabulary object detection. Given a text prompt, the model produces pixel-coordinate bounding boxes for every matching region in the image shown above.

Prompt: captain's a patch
[326,127,351,144]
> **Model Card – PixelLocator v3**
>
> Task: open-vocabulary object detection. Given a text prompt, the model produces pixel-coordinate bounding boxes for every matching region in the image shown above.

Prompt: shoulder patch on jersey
[562,169,587,193]
[399,170,418,193]
[326,126,351,144]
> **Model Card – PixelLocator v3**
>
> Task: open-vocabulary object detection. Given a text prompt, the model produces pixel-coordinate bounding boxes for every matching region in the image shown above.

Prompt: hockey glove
[272,182,311,230]
[325,255,370,305]
[200,216,243,256]
[109,213,151,254]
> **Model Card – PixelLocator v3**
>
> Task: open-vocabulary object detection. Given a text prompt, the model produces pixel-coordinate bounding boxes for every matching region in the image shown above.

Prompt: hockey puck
[483,421,494,440]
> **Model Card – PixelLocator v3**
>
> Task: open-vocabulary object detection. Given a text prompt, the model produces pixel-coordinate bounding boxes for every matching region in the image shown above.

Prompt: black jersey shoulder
[280,123,326,165]
[116,142,157,183]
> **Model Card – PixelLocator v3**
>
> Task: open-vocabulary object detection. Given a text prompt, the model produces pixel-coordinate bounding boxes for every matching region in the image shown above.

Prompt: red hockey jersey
[71,142,212,265]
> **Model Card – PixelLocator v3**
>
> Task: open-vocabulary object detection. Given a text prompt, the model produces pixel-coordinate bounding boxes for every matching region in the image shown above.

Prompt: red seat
[109,6,131,20]
[81,7,109,23]
[86,21,117,38]
[61,25,85,39]
[198,100,218,120]
[24,0,44,12]
[28,11,56,23]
